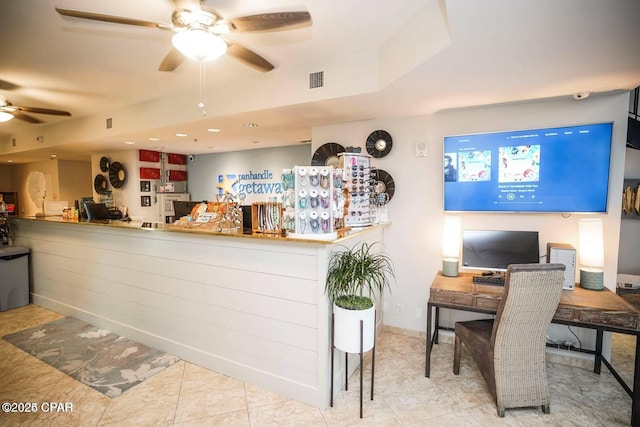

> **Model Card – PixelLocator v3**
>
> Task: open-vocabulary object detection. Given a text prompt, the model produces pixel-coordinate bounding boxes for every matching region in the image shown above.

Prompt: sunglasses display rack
[283,165,338,240]
[340,153,373,227]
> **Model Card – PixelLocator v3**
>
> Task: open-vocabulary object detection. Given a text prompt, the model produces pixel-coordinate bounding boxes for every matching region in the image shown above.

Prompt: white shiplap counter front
[12,218,386,408]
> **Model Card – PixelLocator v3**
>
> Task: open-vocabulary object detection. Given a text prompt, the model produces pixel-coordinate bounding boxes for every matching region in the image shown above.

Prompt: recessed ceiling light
[207,128,220,133]
[176,133,188,137]
[251,140,260,144]
[123,141,135,145]
[148,137,160,141]
[244,122,258,128]
[7,160,13,163]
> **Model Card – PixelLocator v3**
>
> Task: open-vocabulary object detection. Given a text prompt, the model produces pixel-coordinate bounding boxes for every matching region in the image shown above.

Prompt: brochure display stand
[283,166,339,241]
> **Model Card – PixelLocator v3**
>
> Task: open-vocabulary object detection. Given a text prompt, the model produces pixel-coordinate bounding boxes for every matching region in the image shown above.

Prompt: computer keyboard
[472,275,505,286]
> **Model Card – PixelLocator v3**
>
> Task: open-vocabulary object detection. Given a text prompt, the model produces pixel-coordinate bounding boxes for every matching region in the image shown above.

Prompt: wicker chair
[453,263,566,417]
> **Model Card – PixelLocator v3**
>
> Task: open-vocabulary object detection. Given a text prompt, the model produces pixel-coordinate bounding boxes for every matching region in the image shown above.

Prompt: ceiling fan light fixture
[211,22,230,34]
[172,29,227,61]
[0,111,14,122]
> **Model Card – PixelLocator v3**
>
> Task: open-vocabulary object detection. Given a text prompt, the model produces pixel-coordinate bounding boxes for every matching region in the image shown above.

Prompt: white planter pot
[333,303,375,353]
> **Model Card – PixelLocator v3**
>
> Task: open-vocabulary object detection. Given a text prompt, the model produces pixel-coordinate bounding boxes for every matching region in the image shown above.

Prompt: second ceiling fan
[55,0,312,73]
[0,95,71,124]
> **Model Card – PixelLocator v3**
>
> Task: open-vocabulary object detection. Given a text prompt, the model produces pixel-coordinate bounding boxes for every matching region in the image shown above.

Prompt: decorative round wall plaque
[366,130,393,158]
[312,142,345,167]
[108,162,127,188]
[371,168,395,202]
[94,174,108,195]
[99,156,110,172]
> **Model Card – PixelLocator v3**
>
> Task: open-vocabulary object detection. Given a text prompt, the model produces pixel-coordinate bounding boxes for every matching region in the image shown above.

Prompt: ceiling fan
[55,1,312,73]
[0,95,72,124]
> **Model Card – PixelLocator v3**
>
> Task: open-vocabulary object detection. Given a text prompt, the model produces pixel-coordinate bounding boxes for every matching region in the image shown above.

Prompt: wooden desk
[425,272,640,426]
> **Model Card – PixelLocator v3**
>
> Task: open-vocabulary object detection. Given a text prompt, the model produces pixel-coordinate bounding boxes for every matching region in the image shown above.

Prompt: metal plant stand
[330,311,376,418]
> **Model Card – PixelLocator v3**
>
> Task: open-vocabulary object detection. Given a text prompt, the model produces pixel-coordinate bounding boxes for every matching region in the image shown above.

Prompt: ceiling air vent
[309,71,324,89]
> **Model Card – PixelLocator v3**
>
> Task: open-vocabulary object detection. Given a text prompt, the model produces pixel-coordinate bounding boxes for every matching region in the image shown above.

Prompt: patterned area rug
[2,317,179,398]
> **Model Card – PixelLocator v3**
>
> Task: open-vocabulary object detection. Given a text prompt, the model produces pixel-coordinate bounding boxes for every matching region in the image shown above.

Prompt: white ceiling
[1,0,639,164]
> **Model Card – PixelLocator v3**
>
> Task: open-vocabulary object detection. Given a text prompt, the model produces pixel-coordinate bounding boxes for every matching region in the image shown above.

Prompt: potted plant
[325,242,395,353]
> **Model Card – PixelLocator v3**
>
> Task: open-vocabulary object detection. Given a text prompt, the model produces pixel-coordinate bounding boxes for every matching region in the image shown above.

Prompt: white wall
[312,93,629,337]
[58,160,92,208]
[90,150,179,221]
[188,144,311,204]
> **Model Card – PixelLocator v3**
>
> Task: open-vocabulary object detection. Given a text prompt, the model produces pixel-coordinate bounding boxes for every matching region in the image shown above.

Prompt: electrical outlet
[415,308,422,319]
[396,304,403,314]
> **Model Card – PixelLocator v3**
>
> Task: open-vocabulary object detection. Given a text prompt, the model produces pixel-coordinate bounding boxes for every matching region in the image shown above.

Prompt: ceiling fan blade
[159,48,186,72]
[11,111,43,124]
[226,42,274,72]
[0,79,19,91]
[228,11,312,32]
[16,106,72,117]
[55,7,171,30]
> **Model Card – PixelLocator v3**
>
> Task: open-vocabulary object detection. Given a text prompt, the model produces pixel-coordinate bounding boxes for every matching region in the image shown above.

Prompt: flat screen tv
[462,230,540,272]
[443,122,613,212]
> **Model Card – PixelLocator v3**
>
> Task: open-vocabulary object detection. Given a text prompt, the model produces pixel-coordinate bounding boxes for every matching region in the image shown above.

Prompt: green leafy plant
[325,242,395,310]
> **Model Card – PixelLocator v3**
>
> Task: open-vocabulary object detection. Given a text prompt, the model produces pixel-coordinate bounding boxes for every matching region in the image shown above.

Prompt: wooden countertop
[13,215,388,245]
[430,272,640,332]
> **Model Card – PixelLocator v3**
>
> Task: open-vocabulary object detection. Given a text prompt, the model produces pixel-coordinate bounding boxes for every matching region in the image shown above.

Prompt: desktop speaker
[546,243,576,290]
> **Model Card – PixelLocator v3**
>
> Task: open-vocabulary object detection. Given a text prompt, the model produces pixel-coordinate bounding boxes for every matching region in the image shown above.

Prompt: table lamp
[578,218,605,290]
[442,216,462,277]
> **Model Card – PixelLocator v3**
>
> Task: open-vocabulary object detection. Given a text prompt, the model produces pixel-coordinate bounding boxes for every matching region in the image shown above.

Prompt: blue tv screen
[443,122,613,213]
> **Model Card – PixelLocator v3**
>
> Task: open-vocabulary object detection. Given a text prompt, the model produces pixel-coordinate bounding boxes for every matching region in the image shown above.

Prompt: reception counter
[11,216,387,408]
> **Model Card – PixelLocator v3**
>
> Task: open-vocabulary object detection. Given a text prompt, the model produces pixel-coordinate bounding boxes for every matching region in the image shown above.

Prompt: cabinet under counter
[11,217,387,409]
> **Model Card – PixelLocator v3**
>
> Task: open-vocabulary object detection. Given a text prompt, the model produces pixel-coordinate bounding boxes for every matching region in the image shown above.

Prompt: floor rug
[2,316,179,398]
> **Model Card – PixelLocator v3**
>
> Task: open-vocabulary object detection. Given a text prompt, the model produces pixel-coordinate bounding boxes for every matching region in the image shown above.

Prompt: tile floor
[0,304,635,426]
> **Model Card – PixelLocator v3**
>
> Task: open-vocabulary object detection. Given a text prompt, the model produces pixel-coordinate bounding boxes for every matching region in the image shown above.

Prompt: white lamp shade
[171,29,227,61]
[579,218,604,268]
[442,216,462,259]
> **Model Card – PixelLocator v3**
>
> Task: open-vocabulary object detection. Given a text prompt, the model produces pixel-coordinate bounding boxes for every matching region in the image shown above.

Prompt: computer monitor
[462,230,540,273]
[78,196,95,218]
[172,201,200,220]
[83,202,111,220]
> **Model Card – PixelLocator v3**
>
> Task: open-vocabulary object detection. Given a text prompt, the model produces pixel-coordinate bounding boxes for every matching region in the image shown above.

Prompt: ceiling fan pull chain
[198,60,207,116]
